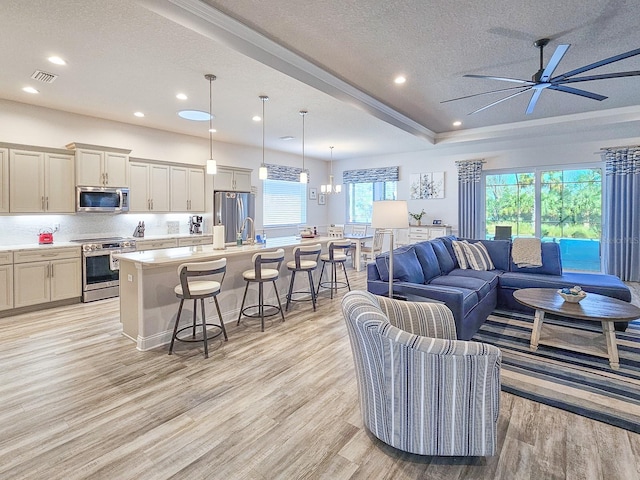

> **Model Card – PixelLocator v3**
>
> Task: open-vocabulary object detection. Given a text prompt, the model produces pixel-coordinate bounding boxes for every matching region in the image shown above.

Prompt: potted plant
[409,209,426,226]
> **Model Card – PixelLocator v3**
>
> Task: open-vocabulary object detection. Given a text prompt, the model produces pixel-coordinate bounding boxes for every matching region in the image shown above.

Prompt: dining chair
[327,225,344,238]
[359,228,385,266]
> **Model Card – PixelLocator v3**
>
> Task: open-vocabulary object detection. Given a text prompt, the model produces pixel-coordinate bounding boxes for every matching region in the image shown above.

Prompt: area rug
[474,311,640,433]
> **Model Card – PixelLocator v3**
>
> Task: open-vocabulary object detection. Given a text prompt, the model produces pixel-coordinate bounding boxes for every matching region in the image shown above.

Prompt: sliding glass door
[483,166,602,272]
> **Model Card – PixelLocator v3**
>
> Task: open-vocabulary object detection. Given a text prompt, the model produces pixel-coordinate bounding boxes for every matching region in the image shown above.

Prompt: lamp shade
[371,200,409,229]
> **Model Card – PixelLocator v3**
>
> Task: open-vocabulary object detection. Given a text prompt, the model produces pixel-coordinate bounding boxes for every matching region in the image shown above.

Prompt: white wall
[0,99,330,245]
[329,111,640,234]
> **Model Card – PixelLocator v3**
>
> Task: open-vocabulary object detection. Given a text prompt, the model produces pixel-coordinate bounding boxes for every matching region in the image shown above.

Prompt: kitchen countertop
[0,242,79,252]
[115,236,329,267]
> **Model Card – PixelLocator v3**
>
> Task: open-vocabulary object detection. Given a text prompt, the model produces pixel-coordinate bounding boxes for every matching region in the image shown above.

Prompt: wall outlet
[127,274,133,282]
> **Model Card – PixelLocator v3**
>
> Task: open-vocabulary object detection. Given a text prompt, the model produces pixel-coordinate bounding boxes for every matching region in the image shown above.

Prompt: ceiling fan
[442,38,640,115]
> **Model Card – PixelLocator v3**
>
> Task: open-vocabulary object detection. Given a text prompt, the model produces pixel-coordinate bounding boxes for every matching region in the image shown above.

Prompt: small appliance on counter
[189,215,203,234]
[132,221,145,238]
[38,228,54,244]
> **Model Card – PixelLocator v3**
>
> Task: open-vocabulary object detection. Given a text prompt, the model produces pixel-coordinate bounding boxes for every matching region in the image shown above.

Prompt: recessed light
[176,93,188,100]
[209,128,217,133]
[22,86,39,94]
[178,110,212,121]
[134,112,145,118]
[252,116,261,122]
[280,136,295,141]
[394,75,406,84]
[452,120,462,127]
[48,56,66,65]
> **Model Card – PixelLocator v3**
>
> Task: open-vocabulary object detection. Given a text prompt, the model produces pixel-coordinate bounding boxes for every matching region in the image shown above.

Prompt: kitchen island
[115,236,331,350]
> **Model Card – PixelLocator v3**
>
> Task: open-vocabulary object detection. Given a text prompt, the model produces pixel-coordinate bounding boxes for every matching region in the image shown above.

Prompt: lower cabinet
[135,238,179,251]
[408,225,453,243]
[178,236,212,247]
[13,248,81,308]
[0,264,13,311]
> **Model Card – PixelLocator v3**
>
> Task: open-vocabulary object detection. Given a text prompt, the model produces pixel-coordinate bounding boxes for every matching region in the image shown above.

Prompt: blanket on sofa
[512,237,542,267]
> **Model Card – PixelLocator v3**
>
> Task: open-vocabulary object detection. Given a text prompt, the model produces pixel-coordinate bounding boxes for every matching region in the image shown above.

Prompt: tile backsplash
[0,213,197,245]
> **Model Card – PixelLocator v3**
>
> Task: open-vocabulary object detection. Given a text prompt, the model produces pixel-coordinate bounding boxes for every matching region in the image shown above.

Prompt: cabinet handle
[50,264,54,278]
[41,196,45,210]
[46,196,49,210]
[188,200,191,210]
[105,172,108,185]
[151,199,153,210]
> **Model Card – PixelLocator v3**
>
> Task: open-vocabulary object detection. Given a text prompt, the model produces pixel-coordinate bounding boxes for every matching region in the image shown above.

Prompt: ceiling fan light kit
[443,39,640,115]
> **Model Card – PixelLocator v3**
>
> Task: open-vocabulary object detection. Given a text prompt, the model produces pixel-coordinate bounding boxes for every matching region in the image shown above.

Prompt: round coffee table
[513,288,640,369]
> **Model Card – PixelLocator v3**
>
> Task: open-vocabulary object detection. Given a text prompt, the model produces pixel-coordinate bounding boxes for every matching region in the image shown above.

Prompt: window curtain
[265,163,309,182]
[343,166,399,184]
[602,146,640,281]
[456,160,484,239]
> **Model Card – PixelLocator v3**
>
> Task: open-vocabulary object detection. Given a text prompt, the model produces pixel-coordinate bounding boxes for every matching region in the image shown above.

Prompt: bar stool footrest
[318,280,348,290]
[174,323,225,343]
[241,304,282,319]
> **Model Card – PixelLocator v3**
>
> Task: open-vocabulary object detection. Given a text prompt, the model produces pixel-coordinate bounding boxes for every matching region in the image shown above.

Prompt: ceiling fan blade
[464,74,534,85]
[525,89,544,115]
[547,85,607,101]
[541,44,570,81]
[440,85,530,104]
[555,70,640,84]
[468,87,532,115]
[551,47,640,82]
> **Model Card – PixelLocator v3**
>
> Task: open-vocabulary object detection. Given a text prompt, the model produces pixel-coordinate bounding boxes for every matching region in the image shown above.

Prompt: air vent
[31,70,58,83]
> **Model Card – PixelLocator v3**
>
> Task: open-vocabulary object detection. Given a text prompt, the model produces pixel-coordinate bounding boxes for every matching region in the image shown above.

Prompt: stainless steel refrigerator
[214,191,256,243]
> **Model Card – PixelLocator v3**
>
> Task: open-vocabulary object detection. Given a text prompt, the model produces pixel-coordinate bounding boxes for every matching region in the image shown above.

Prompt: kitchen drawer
[178,236,212,247]
[0,251,13,265]
[409,227,430,234]
[136,239,179,251]
[13,246,80,264]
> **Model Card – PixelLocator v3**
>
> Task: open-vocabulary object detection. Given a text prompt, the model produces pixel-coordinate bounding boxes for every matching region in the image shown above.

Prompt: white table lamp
[371,200,409,298]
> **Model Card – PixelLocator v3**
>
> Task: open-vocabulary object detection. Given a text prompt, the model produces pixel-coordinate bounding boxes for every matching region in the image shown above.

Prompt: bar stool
[285,243,322,312]
[169,258,227,358]
[317,239,352,299]
[237,248,285,332]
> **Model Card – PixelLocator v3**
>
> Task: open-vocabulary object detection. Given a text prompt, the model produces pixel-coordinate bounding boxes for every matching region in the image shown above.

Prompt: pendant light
[321,146,342,194]
[299,110,308,183]
[258,95,269,180]
[205,74,217,175]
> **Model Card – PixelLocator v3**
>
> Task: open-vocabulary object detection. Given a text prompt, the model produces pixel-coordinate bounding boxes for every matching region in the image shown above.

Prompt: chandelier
[321,146,341,194]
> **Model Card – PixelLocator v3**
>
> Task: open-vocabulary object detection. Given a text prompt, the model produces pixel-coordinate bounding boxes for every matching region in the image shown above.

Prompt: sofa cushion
[451,240,469,269]
[510,242,562,275]
[375,246,425,284]
[473,239,511,272]
[430,275,491,301]
[430,239,456,275]
[448,269,501,290]
[439,236,458,266]
[461,241,495,271]
[413,242,442,282]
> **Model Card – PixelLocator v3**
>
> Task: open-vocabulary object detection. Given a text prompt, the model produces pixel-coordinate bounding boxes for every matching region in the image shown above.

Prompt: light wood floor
[1,270,640,480]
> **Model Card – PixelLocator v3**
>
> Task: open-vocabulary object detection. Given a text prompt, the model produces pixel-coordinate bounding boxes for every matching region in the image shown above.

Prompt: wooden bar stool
[237,248,285,332]
[285,243,321,312]
[316,239,352,299]
[169,258,227,358]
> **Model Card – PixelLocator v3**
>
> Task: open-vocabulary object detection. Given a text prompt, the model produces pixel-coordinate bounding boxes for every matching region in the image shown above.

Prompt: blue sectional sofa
[367,236,632,340]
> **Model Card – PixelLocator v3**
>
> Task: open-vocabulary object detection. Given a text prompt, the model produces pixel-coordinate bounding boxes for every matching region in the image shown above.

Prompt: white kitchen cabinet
[407,225,453,243]
[170,166,205,212]
[67,143,130,187]
[213,166,252,192]
[9,149,75,213]
[178,235,212,247]
[129,162,170,212]
[0,148,8,213]
[135,238,178,251]
[13,247,81,308]
[0,251,13,311]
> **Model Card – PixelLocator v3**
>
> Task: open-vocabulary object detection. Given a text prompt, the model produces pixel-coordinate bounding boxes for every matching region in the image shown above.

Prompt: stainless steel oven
[72,237,136,302]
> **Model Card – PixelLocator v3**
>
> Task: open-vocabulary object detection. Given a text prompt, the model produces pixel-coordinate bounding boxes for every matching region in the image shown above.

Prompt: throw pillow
[451,240,469,269]
[461,241,495,271]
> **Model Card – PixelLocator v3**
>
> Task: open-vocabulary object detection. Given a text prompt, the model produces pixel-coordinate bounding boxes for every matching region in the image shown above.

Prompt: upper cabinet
[214,166,252,192]
[9,148,75,213]
[129,161,170,212]
[67,142,131,187]
[0,148,8,213]
[170,166,205,212]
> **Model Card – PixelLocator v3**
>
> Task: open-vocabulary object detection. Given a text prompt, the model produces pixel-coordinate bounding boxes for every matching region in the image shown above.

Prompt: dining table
[343,233,374,272]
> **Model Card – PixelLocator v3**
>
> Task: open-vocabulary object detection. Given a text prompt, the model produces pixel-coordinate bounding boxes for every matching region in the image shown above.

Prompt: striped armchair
[341,291,501,456]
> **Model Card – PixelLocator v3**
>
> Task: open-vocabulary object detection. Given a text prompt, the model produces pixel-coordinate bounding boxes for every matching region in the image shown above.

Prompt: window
[263,179,307,226]
[346,181,397,223]
[484,167,602,271]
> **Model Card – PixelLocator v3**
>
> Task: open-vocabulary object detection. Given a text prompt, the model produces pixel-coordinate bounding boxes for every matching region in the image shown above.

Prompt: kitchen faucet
[240,217,255,245]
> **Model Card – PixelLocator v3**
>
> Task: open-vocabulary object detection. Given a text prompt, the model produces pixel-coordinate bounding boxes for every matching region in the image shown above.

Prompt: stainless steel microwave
[76,186,129,213]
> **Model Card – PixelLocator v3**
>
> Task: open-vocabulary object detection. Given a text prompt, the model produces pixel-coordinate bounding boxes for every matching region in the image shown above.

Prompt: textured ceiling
[1,0,639,161]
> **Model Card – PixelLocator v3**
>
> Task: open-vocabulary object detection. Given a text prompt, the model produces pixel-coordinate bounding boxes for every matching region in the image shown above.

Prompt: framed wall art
[410,171,445,199]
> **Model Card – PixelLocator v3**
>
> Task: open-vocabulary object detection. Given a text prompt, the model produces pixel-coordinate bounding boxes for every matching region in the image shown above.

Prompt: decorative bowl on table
[557,286,587,303]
